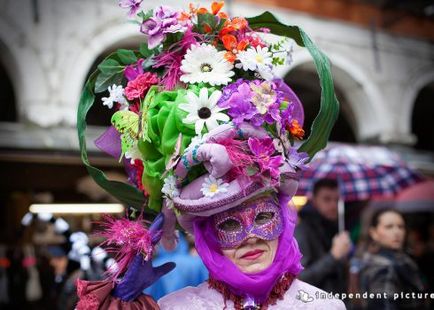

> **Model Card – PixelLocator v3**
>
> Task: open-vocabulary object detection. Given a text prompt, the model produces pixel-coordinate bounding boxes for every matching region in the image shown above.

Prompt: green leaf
[139,42,155,58]
[196,13,217,33]
[77,52,146,210]
[97,58,124,73]
[247,11,339,159]
[163,32,184,49]
[117,49,138,65]
[95,70,124,93]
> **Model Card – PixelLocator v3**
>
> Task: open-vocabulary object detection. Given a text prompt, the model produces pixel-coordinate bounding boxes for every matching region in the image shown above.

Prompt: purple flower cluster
[118,0,143,17]
[248,137,282,181]
[218,79,285,128]
[141,6,187,49]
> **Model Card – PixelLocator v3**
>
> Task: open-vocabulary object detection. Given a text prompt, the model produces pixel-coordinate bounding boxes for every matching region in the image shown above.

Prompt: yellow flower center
[209,183,219,193]
[255,54,264,63]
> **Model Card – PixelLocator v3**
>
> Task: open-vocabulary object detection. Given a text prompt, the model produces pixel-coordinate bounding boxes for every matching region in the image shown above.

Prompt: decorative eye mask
[211,196,283,249]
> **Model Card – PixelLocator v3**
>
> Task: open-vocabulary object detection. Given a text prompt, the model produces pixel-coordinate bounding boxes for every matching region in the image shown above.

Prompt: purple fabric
[210,196,283,249]
[95,126,122,159]
[193,194,303,302]
[94,126,137,185]
[274,78,304,126]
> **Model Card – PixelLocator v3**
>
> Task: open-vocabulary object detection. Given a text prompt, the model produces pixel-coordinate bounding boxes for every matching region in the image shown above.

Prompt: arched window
[0,57,17,122]
[284,67,357,143]
[412,82,434,151]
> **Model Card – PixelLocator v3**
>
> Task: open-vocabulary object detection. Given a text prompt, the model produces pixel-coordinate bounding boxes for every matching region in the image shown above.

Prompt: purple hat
[162,123,303,234]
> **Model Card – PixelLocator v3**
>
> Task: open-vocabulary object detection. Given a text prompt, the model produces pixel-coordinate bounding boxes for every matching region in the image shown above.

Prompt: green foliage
[95,58,125,93]
[77,55,147,210]
[117,49,138,65]
[139,42,157,58]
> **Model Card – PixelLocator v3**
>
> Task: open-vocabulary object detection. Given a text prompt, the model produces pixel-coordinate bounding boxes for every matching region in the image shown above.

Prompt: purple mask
[211,196,283,249]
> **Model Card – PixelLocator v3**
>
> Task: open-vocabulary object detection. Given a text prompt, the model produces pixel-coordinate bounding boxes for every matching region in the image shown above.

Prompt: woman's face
[370,211,406,250]
[211,196,282,273]
[221,237,279,273]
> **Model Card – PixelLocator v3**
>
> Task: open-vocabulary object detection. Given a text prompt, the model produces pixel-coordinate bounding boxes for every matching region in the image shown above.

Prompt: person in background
[358,208,429,309]
[294,178,352,293]
[144,232,208,300]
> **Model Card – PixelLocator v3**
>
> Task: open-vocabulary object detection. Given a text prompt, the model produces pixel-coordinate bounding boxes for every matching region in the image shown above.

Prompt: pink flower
[248,137,282,180]
[124,72,159,100]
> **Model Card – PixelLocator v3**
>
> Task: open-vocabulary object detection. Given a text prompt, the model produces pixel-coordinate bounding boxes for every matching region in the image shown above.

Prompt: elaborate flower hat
[77,1,339,238]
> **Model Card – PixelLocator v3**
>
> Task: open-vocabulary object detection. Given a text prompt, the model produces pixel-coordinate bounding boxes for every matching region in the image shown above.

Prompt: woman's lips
[241,249,264,260]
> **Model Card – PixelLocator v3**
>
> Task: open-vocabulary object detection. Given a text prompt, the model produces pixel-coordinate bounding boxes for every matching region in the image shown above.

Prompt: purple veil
[193,194,303,302]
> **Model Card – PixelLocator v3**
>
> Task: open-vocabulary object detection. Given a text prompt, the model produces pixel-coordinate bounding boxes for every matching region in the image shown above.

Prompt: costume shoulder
[277,279,346,309]
[158,282,229,310]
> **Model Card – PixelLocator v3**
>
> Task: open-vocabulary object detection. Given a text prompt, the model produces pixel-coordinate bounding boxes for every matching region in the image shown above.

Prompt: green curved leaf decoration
[77,54,146,209]
[247,11,339,158]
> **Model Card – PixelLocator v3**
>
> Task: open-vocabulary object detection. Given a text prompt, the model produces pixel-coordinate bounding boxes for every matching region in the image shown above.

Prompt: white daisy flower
[200,175,229,198]
[236,46,274,80]
[162,175,179,199]
[102,84,127,109]
[178,88,230,135]
[180,44,235,86]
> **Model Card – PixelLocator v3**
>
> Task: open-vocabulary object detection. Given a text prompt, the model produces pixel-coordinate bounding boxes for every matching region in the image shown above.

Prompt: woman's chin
[238,260,271,274]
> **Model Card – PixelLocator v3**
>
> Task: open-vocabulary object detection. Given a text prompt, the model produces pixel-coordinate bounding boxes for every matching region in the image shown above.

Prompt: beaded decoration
[211,195,283,248]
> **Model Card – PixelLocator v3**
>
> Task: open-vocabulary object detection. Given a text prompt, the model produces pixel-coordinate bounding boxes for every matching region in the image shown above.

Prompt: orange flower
[221,34,249,62]
[211,1,224,15]
[197,1,225,16]
[197,7,209,14]
[217,11,229,19]
[178,11,191,22]
[224,52,237,62]
[288,120,305,140]
[231,17,248,30]
[219,17,248,36]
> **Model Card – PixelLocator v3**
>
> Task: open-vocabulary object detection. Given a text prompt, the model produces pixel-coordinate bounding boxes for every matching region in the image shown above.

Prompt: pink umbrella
[395,180,434,212]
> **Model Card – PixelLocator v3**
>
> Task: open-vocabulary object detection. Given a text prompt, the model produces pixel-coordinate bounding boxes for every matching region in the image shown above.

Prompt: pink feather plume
[97,215,153,280]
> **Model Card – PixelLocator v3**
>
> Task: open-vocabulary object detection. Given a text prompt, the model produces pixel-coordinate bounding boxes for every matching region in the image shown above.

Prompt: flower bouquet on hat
[76,0,340,307]
[78,0,338,214]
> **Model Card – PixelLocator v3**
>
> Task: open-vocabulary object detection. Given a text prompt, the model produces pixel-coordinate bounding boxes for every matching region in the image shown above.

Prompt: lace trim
[208,273,295,310]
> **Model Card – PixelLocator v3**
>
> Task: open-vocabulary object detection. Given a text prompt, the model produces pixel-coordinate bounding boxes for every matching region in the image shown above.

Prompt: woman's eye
[218,219,241,232]
[255,212,274,225]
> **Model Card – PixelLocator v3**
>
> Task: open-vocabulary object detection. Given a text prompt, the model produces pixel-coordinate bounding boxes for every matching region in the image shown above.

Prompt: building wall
[0,0,433,146]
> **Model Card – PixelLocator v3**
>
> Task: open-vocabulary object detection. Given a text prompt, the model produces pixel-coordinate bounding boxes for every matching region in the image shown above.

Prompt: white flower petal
[205,117,219,131]
[179,44,234,86]
[208,90,222,108]
[214,113,230,122]
[195,119,205,135]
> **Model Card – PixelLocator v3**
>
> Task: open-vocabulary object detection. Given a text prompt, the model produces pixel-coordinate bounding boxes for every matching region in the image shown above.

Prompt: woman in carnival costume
[76,1,345,309]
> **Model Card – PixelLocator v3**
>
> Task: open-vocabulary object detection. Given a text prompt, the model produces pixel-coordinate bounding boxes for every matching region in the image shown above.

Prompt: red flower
[124,72,159,100]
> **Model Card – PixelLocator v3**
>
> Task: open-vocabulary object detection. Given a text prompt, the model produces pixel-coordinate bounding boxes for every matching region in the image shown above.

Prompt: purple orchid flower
[140,5,186,49]
[218,79,246,108]
[118,0,143,17]
[263,102,281,124]
[248,137,283,179]
[286,147,309,170]
[226,83,257,126]
[124,59,144,81]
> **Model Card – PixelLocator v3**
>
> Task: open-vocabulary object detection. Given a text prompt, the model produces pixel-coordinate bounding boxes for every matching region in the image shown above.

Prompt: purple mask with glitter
[211,196,283,249]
